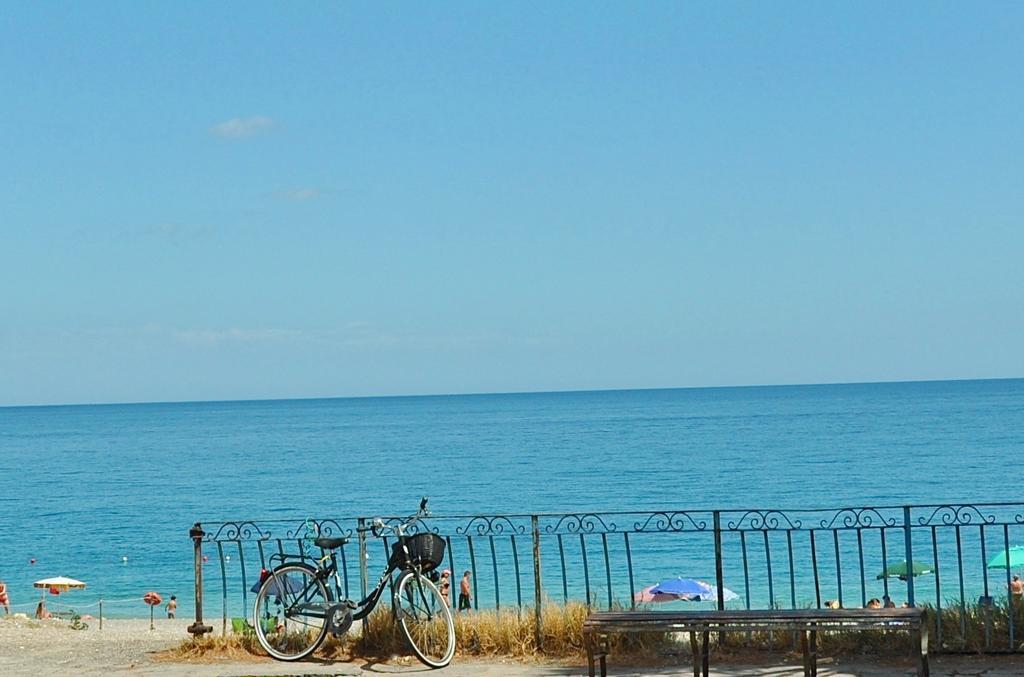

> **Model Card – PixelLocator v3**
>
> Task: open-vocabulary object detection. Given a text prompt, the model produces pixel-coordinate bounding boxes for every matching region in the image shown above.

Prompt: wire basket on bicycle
[389,533,446,572]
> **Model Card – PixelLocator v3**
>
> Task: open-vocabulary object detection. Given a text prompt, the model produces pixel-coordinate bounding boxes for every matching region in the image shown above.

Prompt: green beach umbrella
[875,561,936,580]
[986,546,1024,569]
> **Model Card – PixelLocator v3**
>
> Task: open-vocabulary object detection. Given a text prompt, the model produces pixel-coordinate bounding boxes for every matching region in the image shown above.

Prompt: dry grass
[714,602,1024,656]
[157,634,266,663]
[931,599,1024,651]
[156,629,351,663]
[160,603,674,663]
[355,602,675,660]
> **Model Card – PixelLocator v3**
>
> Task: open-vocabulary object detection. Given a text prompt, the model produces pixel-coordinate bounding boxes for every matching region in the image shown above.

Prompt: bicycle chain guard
[326,602,355,637]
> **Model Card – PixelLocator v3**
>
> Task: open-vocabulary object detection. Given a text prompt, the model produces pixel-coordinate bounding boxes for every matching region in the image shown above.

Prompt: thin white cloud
[173,328,302,346]
[210,116,274,138]
[309,326,557,350]
[52,324,554,352]
[279,187,320,201]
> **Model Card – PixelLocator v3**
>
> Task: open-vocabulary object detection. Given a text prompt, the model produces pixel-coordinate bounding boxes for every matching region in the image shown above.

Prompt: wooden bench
[582,608,928,677]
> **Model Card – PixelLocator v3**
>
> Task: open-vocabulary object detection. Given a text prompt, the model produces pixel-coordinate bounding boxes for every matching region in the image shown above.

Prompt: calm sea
[1,378,1021,617]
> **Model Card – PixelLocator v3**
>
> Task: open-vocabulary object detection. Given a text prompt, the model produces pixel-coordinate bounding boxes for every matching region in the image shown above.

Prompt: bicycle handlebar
[355,497,430,537]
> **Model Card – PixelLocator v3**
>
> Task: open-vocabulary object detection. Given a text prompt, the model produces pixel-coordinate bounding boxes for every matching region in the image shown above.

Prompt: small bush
[68,610,88,631]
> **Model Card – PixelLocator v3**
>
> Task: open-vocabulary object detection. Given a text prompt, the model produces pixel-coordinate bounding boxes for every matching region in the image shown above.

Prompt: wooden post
[187,523,212,637]
[99,599,102,630]
[689,631,700,677]
[918,620,930,677]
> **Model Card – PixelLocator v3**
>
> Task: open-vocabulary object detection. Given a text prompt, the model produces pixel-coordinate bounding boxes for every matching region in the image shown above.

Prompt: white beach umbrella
[33,576,87,594]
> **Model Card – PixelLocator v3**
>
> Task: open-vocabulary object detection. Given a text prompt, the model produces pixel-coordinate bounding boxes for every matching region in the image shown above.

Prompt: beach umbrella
[33,577,86,614]
[634,585,684,604]
[33,576,86,593]
[143,591,163,630]
[250,570,305,596]
[875,561,936,580]
[636,577,739,603]
[709,584,740,602]
[986,546,1024,570]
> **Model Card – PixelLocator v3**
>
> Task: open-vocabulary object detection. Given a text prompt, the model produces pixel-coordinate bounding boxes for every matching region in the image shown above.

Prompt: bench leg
[690,631,700,677]
[809,628,818,677]
[701,630,710,677]
[918,623,929,677]
[800,631,810,677]
[585,632,605,677]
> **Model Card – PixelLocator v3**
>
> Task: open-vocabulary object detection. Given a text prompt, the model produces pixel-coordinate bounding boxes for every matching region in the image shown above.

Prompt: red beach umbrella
[143,591,163,630]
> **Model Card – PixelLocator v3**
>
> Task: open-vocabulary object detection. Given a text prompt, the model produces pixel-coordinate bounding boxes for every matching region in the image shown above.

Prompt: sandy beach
[3,615,1024,676]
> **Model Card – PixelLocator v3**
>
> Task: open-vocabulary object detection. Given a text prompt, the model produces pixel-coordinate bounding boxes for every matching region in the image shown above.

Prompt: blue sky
[2,3,1023,406]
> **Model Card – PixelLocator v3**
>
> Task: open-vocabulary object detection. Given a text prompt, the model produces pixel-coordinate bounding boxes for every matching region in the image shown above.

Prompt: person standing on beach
[1011,575,1024,597]
[0,580,9,614]
[438,570,451,607]
[458,570,472,612]
[166,595,177,619]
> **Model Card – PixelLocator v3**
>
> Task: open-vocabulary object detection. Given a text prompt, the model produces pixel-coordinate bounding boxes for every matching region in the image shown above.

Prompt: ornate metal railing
[188,501,1024,653]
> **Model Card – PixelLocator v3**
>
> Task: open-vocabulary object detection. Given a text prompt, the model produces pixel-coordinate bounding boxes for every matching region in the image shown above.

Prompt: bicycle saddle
[314,537,349,550]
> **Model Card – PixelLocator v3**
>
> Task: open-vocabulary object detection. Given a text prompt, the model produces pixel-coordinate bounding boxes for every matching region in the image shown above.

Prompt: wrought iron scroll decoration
[726,510,803,531]
[283,519,353,539]
[544,513,618,534]
[916,505,997,526]
[818,507,899,529]
[632,511,709,532]
[454,516,527,536]
[204,521,271,542]
[376,517,437,535]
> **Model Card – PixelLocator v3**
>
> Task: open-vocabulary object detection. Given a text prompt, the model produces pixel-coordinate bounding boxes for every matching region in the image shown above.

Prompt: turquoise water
[0,378,1022,617]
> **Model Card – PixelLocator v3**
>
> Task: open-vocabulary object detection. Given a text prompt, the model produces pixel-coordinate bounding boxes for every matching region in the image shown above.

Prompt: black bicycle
[253,498,455,666]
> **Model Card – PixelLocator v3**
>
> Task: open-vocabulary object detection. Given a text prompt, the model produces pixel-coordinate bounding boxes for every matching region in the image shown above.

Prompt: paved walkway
[126,655,1024,676]
[2,618,1022,675]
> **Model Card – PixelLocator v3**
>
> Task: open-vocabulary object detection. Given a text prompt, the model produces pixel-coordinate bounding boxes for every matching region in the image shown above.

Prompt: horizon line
[1,375,1021,411]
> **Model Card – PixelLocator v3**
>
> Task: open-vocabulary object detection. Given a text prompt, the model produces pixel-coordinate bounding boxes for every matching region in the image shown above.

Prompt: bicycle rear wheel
[394,569,455,668]
[253,563,331,661]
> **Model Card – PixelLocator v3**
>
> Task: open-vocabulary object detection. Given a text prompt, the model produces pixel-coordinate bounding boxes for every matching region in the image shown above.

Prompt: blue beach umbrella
[646,577,739,602]
[250,572,304,595]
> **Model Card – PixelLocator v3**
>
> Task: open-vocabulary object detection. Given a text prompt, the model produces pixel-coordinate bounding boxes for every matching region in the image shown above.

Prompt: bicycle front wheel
[253,563,331,661]
[394,569,456,668]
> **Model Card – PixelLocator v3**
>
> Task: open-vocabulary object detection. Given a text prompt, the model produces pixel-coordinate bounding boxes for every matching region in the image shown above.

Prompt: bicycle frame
[318,550,399,621]
[255,499,454,668]
[276,511,432,623]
